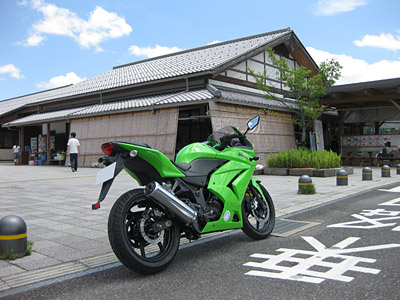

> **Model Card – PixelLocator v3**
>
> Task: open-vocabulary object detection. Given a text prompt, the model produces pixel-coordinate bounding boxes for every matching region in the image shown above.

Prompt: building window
[0,131,15,148]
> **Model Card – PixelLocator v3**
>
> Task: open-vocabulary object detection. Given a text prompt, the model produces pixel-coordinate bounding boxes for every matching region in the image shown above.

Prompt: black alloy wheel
[241,183,275,240]
[108,188,180,274]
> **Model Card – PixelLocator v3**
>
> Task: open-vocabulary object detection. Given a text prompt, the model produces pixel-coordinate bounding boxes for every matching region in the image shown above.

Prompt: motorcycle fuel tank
[175,142,217,164]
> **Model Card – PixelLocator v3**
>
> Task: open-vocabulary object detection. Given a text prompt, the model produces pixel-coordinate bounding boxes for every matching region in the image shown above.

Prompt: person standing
[11,143,20,165]
[67,132,80,172]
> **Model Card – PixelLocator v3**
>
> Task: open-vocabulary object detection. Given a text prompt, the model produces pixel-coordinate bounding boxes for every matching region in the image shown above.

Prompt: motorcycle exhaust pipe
[145,182,198,225]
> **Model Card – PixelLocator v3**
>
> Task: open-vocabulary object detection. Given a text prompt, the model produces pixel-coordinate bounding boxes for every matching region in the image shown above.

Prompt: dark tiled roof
[0,28,291,117]
[5,89,214,126]
[4,86,298,126]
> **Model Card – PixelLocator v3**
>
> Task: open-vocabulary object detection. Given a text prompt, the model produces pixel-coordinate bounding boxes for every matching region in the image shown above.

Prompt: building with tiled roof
[0,28,318,165]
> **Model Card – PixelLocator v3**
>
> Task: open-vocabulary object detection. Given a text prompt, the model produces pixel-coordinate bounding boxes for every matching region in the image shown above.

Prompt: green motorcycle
[94,115,275,274]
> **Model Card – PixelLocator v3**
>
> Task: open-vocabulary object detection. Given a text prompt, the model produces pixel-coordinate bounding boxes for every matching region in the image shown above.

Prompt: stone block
[313,169,336,177]
[289,168,315,176]
[253,168,264,175]
[264,168,289,176]
[336,167,353,175]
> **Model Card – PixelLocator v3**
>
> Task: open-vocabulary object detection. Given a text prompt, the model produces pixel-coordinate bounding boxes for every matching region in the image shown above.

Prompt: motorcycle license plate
[95,162,116,186]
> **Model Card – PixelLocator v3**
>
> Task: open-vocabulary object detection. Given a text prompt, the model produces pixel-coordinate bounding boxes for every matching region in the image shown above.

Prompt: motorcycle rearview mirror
[244,116,260,135]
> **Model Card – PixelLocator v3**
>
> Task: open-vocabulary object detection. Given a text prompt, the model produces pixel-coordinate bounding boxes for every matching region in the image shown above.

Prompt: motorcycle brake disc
[139,215,165,244]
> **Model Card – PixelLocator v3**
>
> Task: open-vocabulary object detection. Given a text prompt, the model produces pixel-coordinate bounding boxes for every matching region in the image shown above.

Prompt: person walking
[11,143,20,165]
[67,132,80,172]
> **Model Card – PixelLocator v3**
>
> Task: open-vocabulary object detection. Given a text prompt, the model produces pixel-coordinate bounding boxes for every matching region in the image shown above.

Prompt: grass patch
[267,148,340,169]
[0,240,34,260]
[298,184,316,194]
[26,241,34,256]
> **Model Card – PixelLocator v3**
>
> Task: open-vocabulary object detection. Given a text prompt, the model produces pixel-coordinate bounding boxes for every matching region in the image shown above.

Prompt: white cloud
[19,1,132,50]
[311,0,368,16]
[0,64,24,79]
[354,32,400,51]
[306,46,400,84]
[36,72,86,89]
[129,45,183,58]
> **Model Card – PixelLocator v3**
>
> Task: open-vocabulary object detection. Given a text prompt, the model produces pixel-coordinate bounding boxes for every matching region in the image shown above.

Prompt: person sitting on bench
[382,141,394,157]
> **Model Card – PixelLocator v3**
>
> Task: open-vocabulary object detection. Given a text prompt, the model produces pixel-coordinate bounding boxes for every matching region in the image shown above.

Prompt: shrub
[267,148,340,169]
[298,184,316,194]
[0,241,34,260]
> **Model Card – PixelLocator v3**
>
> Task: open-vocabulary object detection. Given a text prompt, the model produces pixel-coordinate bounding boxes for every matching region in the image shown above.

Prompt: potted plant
[57,150,66,161]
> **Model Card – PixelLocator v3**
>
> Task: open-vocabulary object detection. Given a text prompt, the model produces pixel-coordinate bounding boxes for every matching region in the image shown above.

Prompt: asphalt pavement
[1,163,400,294]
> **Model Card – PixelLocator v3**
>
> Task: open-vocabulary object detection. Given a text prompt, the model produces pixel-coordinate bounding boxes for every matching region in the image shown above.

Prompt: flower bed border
[263,167,353,177]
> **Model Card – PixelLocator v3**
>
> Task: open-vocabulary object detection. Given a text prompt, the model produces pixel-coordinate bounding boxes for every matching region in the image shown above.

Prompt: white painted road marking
[379,197,400,207]
[328,212,400,229]
[244,236,400,284]
[378,186,400,193]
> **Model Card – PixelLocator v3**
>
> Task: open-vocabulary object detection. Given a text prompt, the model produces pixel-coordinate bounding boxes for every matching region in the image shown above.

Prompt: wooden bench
[341,156,374,166]
[378,157,400,167]
[50,159,65,166]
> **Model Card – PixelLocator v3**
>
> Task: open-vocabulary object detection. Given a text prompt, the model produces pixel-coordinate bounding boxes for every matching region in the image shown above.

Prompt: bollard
[336,169,348,186]
[381,165,391,177]
[0,215,27,258]
[397,164,400,175]
[298,175,312,193]
[362,167,373,181]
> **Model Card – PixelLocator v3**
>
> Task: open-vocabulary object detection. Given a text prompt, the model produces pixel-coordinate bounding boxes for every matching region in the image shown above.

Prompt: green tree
[249,48,342,147]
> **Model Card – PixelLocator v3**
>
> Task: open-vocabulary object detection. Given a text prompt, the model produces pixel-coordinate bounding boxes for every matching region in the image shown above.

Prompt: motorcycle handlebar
[217,133,244,150]
[220,133,240,144]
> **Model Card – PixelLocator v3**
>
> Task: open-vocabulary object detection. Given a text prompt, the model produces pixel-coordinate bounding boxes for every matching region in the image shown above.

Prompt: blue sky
[1,0,399,101]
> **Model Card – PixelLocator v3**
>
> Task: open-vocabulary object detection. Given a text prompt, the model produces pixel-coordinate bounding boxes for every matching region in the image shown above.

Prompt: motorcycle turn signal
[92,202,101,210]
[130,150,138,157]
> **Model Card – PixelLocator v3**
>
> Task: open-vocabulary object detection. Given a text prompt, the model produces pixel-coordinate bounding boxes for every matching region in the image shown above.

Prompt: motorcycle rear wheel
[241,183,275,240]
[108,188,180,274]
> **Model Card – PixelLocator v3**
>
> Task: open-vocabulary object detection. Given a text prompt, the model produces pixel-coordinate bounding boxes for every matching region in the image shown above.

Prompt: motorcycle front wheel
[241,183,275,240]
[108,188,181,274]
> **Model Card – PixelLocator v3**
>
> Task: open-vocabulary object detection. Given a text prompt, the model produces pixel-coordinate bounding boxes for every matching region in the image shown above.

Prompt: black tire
[241,183,275,240]
[108,188,181,274]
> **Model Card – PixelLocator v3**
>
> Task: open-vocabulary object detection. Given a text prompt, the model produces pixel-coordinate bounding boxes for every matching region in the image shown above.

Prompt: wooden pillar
[20,126,24,152]
[338,111,344,155]
[20,126,24,165]
[46,123,51,165]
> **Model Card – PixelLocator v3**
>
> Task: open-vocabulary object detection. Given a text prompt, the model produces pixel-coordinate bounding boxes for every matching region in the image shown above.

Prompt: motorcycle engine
[207,195,223,221]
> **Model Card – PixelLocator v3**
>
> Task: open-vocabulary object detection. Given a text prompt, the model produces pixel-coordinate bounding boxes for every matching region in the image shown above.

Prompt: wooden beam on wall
[336,105,393,111]
[322,92,400,105]
[364,88,380,97]
[390,99,400,110]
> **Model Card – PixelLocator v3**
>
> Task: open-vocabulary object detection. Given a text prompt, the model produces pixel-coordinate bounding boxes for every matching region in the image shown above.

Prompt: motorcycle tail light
[101,143,114,155]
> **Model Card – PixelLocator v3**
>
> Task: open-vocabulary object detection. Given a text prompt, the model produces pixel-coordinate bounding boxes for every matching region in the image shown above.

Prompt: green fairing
[201,147,257,233]
[175,142,217,163]
[119,142,185,178]
[250,177,265,198]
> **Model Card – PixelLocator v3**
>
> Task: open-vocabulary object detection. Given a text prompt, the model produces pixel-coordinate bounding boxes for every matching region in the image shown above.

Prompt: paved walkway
[0,163,400,293]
